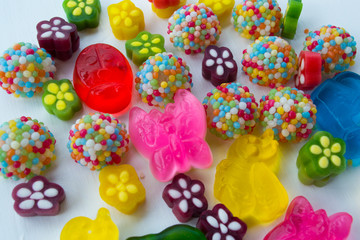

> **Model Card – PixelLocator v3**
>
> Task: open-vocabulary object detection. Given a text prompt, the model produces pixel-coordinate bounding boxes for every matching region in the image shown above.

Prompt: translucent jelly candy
[129,89,213,182]
[311,71,360,166]
[42,79,82,120]
[202,46,237,86]
[99,165,145,214]
[150,0,187,18]
[108,0,145,40]
[36,17,80,61]
[214,130,288,225]
[295,51,322,90]
[125,31,166,67]
[12,176,65,217]
[281,0,303,39]
[60,208,119,240]
[197,204,247,240]
[73,43,133,114]
[198,0,235,20]
[62,0,101,31]
[162,174,208,222]
[264,196,353,240]
[127,224,207,240]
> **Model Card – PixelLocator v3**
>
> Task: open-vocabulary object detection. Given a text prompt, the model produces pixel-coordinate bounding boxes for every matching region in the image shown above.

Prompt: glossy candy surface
[311,71,360,166]
[202,46,237,86]
[73,43,133,114]
[129,89,213,182]
[12,176,65,217]
[108,0,145,40]
[198,0,235,20]
[295,51,322,90]
[125,31,166,66]
[36,17,79,61]
[162,173,208,222]
[149,0,187,18]
[264,196,353,240]
[99,165,146,214]
[127,224,207,240]
[62,0,101,31]
[281,0,303,39]
[60,208,119,240]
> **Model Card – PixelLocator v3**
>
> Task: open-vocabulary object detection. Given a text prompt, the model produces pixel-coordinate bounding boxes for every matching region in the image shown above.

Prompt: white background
[0,0,359,239]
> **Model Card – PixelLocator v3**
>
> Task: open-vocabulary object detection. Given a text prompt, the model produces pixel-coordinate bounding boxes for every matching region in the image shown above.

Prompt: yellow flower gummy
[198,0,234,20]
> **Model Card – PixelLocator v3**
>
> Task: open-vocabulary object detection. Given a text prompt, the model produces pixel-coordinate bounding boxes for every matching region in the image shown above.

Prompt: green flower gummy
[281,0,303,39]
[296,131,346,187]
[42,79,82,120]
[125,31,166,66]
[62,0,101,31]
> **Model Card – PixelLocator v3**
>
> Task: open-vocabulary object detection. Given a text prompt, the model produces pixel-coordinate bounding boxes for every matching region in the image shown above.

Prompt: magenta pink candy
[264,196,353,240]
[129,89,213,182]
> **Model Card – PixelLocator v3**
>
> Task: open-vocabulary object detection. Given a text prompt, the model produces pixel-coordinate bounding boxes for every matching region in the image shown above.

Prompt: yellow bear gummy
[60,208,119,240]
[214,129,288,226]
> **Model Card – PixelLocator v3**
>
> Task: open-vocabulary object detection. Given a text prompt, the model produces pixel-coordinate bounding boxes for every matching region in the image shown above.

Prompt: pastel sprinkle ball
[259,86,317,143]
[304,25,357,73]
[202,82,259,140]
[135,52,193,108]
[232,0,282,40]
[0,42,56,98]
[67,113,130,171]
[167,3,221,55]
[242,36,298,88]
[0,116,56,180]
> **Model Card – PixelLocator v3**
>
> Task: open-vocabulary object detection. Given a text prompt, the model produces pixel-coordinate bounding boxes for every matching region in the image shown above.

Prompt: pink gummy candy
[129,89,213,182]
[264,196,353,240]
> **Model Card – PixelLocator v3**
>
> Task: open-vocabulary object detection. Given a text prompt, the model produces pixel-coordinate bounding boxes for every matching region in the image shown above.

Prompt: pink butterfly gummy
[129,89,213,182]
[264,196,353,240]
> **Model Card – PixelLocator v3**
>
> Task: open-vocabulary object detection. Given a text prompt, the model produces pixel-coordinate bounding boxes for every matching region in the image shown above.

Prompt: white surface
[0,0,359,239]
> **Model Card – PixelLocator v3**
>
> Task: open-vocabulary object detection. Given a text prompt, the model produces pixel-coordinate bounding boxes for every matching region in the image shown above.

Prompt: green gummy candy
[281,0,303,39]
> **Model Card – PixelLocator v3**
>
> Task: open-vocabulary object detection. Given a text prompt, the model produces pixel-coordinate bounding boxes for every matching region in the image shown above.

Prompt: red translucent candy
[73,43,133,114]
[148,0,180,9]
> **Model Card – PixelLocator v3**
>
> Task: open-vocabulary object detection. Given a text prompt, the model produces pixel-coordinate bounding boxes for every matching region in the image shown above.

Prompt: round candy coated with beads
[135,52,193,108]
[303,25,357,73]
[67,113,130,171]
[259,86,317,143]
[232,0,282,40]
[0,42,56,98]
[0,116,56,180]
[242,36,298,88]
[167,3,221,55]
[202,82,259,140]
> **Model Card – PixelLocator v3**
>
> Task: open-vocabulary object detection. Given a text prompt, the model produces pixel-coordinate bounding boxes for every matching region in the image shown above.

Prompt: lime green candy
[42,79,82,120]
[281,0,303,39]
[125,31,166,66]
[63,0,101,31]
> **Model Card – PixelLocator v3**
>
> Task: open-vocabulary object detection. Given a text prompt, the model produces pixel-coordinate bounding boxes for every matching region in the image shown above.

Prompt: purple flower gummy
[163,173,208,222]
[202,45,237,86]
[36,17,80,61]
[197,203,247,240]
[12,175,65,217]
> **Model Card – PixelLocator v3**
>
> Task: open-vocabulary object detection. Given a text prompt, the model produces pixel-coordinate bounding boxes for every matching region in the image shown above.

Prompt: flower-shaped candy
[99,165,145,214]
[197,204,247,240]
[42,79,82,120]
[202,46,237,86]
[198,0,235,20]
[62,0,101,31]
[281,0,303,39]
[36,17,80,61]
[108,0,145,40]
[125,31,166,66]
[163,174,208,222]
[297,131,347,187]
[12,176,65,217]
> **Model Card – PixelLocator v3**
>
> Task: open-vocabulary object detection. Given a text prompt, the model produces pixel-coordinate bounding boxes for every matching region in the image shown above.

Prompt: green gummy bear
[62,0,101,31]
[281,0,303,39]
[296,131,346,187]
[127,224,207,240]
[125,31,166,66]
[42,79,82,120]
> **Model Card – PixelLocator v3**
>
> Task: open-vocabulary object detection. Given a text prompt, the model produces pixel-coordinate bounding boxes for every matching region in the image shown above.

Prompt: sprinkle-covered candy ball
[304,25,357,73]
[232,0,282,40]
[167,3,221,55]
[0,116,56,180]
[67,113,130,171]
[259,86,317,143]
[135,52,193,108]
[203,82,259,140]
[0,42,56,98]
[242,36,298,88]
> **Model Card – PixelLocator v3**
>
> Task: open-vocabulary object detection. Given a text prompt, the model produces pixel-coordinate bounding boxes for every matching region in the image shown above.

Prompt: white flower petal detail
[179,199,188,213]
[209,49,218,58]
[32,180,44,191]
[207,216,219,228]
[222,50,230,59]
[55,32,65,39]
[178,178,187,189]
[228,221,242,231]
[226,235,235,240]
[191,184,201,193]
[40,31,53,38]
[61,25,73,30]
[168,189,182,199]
[220,223,228,234]
[19,199,35,210]
[216,65,224,76]
[37,199,53,210]
[17,188,32,198]
[225,61,234,69]
[218,208,229,224]
[53,19,61,25]
[192,197,203,208]
[41,23,51,29]
[206,59,215,67]
[44,188,59,198]
[30,192,44,200]
[212,232,221,240]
